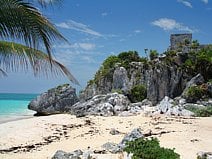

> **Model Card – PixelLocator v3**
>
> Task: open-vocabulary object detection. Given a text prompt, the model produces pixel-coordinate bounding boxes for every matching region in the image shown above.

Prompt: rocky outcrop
[28,84,79,115]
[81,61,191,105]
[52,128,143,159]
[197,151,212,159]
[69,93,131,117]
[182,73,205,97]
[155,96,194,116]
[112,66,129,93]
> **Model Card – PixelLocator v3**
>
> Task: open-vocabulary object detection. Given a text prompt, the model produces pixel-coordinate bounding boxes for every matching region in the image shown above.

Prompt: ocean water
[0,93,38,123]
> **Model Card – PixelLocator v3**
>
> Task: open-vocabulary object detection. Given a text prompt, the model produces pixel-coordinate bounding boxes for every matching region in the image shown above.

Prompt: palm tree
[0,0,79,85]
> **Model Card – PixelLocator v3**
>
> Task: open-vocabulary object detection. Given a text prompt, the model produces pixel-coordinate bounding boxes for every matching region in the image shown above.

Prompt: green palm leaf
[36,0,62,7]
[0,41,79,85]
[0,68,7,77]
[0,0,67,59]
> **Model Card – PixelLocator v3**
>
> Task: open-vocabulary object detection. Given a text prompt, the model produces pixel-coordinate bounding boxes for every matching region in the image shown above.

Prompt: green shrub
[185,105,212,117]
[164,50,177,57]
[149,50,158,60]
[186,85,205,102]
[124,138,180,159]
[129,84,147,103]
[118,51,141,69]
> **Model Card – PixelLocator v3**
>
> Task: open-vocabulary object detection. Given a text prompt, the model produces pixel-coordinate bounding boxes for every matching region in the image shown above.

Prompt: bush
[129,84,147,103]
[186,85,205,102]
[124,138,180,159]
[149,50,159,60]
[185,105,212,117]
[118,51,141,69]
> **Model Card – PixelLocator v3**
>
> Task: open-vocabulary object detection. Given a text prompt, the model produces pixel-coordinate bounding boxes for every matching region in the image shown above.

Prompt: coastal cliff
[29,34,212,116]
[80,48,211,105]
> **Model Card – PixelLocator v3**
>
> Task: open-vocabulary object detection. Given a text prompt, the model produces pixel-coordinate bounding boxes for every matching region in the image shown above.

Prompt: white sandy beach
[0,114,211,159]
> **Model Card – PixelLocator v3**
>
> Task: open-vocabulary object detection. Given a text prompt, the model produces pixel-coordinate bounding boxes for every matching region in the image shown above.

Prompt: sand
[0,114,211,159]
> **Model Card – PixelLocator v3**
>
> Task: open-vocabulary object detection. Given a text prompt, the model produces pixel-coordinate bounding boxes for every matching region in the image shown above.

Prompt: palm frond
[36,0,62,7]
[0,0,67,59]
[0,68,7,77]
[0,41,79,85]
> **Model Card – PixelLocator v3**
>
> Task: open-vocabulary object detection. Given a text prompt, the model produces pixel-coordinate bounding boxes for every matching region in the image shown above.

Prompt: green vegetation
[185,105,212,117]
[129,84,147,103]
[118,51,141,69]
[0,0,78,84]
[191,40,200,49]
[92,51,145,85]
[186,85,206,102]
[183,46,212,80]
[164,50,177,57]
[124,138,180,159]
[149,50,159,60]
[93,55,120,84]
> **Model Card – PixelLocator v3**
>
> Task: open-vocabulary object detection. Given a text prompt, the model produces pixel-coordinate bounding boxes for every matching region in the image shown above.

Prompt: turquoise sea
[0,93,38,123]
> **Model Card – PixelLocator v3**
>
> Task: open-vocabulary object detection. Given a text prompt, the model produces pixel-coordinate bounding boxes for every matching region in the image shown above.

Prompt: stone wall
[170,33,192,50]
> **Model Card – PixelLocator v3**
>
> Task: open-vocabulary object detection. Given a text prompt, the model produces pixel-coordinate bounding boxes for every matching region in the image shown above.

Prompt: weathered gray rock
[112,66,129,93]
[120,128,143,144]
[101,142,120,153]
[182,74,205,98]
[156,96,194,116]
[157,96,174,114]
[102,128,143,154]
[81,60,191,105]
[197,151,212,159]
[140,99,153,107]
[52,150,82,159]
[28,84,79,115]
[109,128,121,135]
[70,93,131,117]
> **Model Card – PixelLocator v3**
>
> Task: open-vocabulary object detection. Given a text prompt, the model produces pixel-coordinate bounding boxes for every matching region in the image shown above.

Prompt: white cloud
[177,0,193,8]
[56,20,102,37]
[101,12,108,17]
[54,43,95,51]
[78,43,96,50]
[152,18,196,32]
[201,0,208,4]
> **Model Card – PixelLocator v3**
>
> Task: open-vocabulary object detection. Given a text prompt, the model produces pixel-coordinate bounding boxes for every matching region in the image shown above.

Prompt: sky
[0,0,212,94]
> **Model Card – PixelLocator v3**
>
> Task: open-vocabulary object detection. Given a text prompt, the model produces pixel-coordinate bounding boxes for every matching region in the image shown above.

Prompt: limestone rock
[197,151,212,159]
[156,96,194,116]
[28,84,79,115]
[109,128,121,135]
[112,66,129,93]
[119,128,143,146]
[52,150,82,159]
[102,128,143,154]
[182,73,205,98]
[69,93,131,117]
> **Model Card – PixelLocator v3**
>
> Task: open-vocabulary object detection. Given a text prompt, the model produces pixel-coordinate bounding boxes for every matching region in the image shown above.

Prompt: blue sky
[0,0,212,93]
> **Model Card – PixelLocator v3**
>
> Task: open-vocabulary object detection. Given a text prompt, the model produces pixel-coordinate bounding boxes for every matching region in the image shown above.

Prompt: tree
[0,0,79,85]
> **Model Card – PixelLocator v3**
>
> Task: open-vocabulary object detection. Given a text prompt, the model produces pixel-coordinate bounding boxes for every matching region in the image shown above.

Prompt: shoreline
[0,114,211,159]
[0,111,35,124]
[0,115,34,125]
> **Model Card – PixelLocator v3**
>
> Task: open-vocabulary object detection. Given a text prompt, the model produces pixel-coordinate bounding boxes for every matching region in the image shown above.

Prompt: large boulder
[28,84,79,115]
[182,73,205,98]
